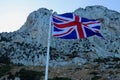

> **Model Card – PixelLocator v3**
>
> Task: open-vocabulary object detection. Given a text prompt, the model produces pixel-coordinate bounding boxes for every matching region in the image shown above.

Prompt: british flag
[52,13,104,39]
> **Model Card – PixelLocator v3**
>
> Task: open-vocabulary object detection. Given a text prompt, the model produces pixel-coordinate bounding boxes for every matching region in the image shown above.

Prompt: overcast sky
[0,0,120,32]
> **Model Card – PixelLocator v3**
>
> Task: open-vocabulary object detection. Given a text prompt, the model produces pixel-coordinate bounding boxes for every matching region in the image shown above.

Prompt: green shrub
[94,57,120,63]
[91,75,101,80]
[49,77,72,80]
[0,54,11,64]
[0,65,11,77]
[19,68,44,80]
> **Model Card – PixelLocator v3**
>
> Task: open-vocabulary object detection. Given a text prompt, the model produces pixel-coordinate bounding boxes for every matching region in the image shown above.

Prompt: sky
[0,0,120,32]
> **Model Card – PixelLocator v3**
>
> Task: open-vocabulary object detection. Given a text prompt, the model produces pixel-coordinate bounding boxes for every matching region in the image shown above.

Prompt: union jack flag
[52,13,104,39]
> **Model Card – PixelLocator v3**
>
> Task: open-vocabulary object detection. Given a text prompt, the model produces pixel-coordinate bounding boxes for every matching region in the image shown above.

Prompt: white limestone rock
[0,5,120,66]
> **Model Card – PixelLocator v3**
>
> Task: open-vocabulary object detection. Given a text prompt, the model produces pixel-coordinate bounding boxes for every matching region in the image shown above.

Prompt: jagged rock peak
[76,5,108,11]
[19,8,50,32]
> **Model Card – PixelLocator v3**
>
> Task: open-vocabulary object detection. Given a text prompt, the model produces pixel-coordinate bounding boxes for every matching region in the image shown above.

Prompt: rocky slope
[0,5,120,67]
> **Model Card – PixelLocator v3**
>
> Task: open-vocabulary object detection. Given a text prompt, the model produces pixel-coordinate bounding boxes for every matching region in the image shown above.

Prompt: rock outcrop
[0,5,120,66]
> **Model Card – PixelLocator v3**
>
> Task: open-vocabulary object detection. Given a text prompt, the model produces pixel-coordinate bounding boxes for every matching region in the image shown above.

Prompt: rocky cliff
[0,5,120,66]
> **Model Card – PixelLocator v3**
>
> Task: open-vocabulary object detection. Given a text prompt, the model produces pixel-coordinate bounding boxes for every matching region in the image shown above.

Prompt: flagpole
[45,10,53,80]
